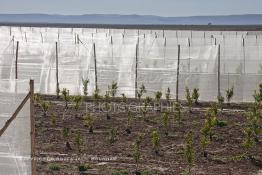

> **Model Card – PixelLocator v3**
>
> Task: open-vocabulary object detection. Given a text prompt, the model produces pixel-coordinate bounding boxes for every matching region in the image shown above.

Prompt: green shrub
[141,97,152,119]
[209,103,219,118]
[133,143,141,172]
[109,81,118,97]
[121,93,127,103]
[200,134,209,158]
[83,113,95,133]
[162,112,170,136]
[185,87,193,112]
[246,102,261,140]
[73,95,82,111]
[48,163,61,171]
[78,164,91,171]
[184,131,195,174]
[192,88,199,104]
[141,170,154,175]
[226,86,234,104]
[75,132,83,153]
[215,120,228,127]
[155,91,162,112]
[152,130,160,154]
[253,84,262,103]
[217,95,224,109]
[62,127,70,140]
[82,78,89,96]
[155,91,162,102]
[34,93,42,103]
[243,127,256,151]
[174,102,183,124]
[62,88,70,109]
[165,87,171,101]
[40,101,50,117]
[109,127,118,144]
[93,88,101,100]
[137,84,147,100]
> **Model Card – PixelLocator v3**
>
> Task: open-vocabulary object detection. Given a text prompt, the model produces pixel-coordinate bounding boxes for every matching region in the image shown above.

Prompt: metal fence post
[176,45,181,102]
[55,42,59,96]
[218,44,221,97]
[30,80,36,175]
[15,41,19,79]
[93,43,98,91]
[135,43,138,98]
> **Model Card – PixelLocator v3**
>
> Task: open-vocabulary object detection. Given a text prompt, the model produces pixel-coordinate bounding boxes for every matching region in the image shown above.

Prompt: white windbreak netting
[0,80,31,175]
[0,26,262,102]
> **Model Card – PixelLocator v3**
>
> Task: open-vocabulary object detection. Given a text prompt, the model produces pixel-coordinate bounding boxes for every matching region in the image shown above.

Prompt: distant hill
[0,14,262,25]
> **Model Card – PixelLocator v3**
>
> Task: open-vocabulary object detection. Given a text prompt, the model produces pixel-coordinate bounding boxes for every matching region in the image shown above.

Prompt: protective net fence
[0,79,31,175]
[0,26,262,102]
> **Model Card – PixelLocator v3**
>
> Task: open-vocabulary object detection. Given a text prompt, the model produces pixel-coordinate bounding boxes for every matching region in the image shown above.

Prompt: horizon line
[1,13,262,18]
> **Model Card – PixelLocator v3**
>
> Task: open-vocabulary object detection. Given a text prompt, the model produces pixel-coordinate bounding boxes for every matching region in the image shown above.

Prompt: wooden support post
[93,43,98,91]
[135,43,138,98]
[215,38,217,45]
[176,45,181,102]
[40,32,43,43]
[164,37,166,46]
[0,93,30,137]
[15,41,19,79]
[188,38,191,73]
[110,36,113,45]
[77,34,80,45]
[12,36,14,55]
[25,32,27,42]
[243,38,246,74]
[55,42,59,97]
[30,80,36,175]
[218,45,221,97]
[163,30,165,38]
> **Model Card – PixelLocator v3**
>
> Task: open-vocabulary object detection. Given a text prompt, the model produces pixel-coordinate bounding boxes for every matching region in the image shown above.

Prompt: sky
[1,0,262,17]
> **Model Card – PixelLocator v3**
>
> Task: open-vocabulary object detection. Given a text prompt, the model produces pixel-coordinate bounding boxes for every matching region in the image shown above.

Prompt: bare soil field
[35,95,262,175]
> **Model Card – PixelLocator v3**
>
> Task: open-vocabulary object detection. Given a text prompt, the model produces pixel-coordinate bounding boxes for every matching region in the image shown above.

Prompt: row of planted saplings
[35,78,261,174]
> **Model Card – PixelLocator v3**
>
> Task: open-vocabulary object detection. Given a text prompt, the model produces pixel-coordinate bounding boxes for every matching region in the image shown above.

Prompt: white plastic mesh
[0,26,262,102]
[0,79,31,175]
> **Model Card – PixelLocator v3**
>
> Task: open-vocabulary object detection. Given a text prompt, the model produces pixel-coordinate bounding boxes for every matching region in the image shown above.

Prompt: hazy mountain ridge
[0,14,262,25]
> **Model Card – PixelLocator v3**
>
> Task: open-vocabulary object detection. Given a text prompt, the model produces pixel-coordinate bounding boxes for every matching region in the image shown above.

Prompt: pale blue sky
[1,0,262,16]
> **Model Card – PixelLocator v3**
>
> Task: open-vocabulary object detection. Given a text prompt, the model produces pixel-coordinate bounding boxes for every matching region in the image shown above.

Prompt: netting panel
[0,80,31,175]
